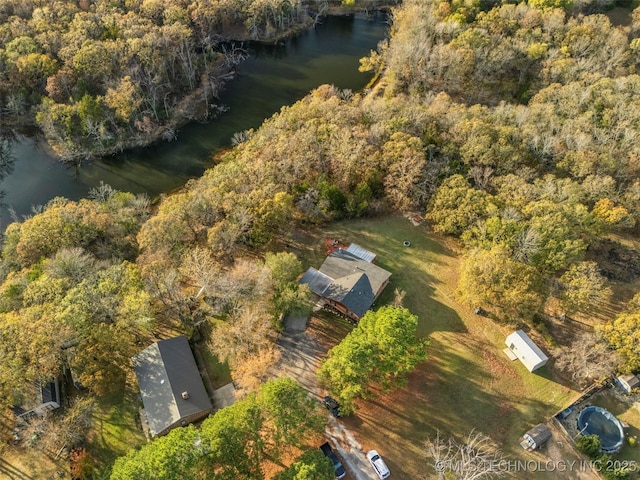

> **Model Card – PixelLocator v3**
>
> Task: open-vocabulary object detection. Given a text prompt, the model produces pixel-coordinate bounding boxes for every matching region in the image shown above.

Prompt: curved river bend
[0,13,387,228]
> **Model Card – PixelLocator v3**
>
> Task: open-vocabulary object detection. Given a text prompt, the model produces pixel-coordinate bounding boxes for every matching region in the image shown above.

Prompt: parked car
[323,396,341,417]
[367,450,390,479]
[320,442,346,479]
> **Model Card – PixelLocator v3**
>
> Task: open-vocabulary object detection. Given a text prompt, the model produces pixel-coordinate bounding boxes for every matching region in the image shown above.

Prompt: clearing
[284,214,585,479]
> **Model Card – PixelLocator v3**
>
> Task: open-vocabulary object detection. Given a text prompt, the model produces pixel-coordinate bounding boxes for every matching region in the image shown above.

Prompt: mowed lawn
[292,215,580,479]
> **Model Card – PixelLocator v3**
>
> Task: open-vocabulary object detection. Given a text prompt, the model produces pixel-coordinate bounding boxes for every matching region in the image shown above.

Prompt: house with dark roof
[15,379,61,420]
[132,336,212,437]
[299,244,391,321]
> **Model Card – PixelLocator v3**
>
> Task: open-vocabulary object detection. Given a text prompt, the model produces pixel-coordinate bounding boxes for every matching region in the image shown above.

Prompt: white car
[366,450,390,479]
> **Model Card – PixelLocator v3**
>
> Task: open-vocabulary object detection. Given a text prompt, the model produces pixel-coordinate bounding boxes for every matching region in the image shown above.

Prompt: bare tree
[393,288,406,307]
[554,330,620,389]
[425,430,507,480]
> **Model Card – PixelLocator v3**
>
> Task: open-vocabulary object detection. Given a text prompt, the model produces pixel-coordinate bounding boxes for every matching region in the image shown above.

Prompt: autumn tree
[558,262,612,315]
[318,306,428,413]
[458,246,545,322]
[427,175,494,236]
[599,293,640,373]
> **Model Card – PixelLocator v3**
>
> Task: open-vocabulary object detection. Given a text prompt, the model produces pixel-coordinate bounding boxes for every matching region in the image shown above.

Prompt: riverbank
[0,13,390,228]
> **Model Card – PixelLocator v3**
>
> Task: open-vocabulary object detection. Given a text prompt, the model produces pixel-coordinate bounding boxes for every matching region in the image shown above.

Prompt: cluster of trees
[2,0,640,472]
[110,378,327,480]
[0,187,153,401]
[0,0,314,160]
[377,0,640,104]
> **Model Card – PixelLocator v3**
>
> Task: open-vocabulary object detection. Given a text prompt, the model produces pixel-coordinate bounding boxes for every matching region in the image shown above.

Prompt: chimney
[181,391,190,400]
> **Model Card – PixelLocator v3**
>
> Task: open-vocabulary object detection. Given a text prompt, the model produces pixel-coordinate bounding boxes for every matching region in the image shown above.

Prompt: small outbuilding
[505,330,548,372]
[519,423,552,451]
[616,374,640,394]
[133,336,212,437]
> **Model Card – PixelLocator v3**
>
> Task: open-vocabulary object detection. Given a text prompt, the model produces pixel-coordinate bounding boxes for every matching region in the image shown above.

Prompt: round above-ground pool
[577,406,625,453]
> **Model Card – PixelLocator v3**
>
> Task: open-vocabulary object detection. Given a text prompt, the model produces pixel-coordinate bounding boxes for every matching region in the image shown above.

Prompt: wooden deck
[324,237,348,256]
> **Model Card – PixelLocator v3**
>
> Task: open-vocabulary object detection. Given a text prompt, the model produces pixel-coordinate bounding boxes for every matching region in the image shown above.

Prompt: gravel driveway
[275,315,378,480]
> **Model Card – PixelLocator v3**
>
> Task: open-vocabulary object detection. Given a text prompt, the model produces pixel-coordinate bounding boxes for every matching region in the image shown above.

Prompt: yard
[290,214,582,479]
[85,377,147,477]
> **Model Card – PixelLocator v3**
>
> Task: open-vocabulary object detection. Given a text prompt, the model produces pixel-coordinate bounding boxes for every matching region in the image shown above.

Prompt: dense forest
[2,0,640,476]
[0,0,320,160]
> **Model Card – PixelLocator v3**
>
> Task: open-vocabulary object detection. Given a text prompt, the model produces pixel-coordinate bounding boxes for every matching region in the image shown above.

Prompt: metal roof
[505,330,548,372]
[346,243,376,263]
[133,336,212,436]
[299,267,333,297]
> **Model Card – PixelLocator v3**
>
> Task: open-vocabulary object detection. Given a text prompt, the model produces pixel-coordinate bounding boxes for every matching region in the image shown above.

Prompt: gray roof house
[133,336,212,437]
[299,244,391,320]
[519,423,552,451]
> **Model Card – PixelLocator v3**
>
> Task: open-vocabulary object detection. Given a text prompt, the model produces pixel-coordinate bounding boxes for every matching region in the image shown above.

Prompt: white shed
[505,330,548,372]
[616,374,640,394]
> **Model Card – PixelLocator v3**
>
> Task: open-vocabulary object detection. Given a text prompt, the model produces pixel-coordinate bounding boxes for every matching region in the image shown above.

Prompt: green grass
[296,215,579,479]
[87,381,146,477]
[199,346,233,389]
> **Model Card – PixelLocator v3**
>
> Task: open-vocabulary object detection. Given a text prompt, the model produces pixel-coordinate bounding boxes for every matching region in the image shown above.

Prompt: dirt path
[275,316,377,480]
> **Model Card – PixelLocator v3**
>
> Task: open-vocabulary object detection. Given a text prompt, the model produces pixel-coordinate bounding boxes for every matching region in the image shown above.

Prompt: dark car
[323,396,341,417]
[320,442,346,479]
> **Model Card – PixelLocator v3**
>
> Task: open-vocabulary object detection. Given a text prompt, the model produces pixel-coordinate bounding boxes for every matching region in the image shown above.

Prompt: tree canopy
[110,378,325,480]
[318,306,428,413]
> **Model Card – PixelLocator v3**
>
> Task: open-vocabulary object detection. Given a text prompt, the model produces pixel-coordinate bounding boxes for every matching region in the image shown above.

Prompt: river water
[0,13,388,229]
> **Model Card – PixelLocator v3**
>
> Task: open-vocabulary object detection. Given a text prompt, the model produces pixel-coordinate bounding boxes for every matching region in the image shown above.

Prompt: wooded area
[1,0,640,476]
[0,0,315,160]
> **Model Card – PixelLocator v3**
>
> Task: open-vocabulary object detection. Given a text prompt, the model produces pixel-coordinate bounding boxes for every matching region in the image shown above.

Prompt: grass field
[291,214,581,479]
[87,378,147,477]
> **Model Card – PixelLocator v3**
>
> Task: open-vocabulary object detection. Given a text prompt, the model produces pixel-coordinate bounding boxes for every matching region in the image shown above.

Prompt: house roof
[346,243,376,263]
[619,374,640,388]
[505,330,548,372]
[300,248,391,318]
[527,423,552,445]
[133,336,211,437]
[39,380,58,405]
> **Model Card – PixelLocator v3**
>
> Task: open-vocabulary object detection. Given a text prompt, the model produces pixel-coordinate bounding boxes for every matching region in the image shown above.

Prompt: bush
[576,434,601,459]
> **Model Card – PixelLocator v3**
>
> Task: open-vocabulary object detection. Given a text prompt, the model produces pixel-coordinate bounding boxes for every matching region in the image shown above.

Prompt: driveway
[276,315,378,480]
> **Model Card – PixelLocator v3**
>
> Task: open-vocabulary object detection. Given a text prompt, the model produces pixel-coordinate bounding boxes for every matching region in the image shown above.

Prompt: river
[0,12,388,229]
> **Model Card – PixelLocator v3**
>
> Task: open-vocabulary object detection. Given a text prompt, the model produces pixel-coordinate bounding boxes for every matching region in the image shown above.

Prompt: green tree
[110,425,202,480]
[275,450,334,480]
[201,394,265,479]
[576,434,601,459]
[318,306,428,413]
[258,378,325,453]
[265,252,312,318]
